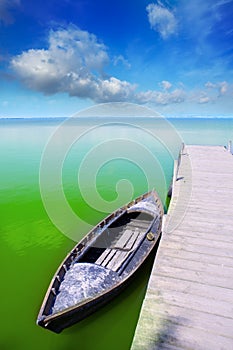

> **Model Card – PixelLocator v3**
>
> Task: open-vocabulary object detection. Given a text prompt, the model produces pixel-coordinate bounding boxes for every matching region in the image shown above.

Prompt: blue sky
[0,0,233,117]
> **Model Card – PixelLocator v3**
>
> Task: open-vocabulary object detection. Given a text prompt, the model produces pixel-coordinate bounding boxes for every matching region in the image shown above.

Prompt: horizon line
[1,115,233,120]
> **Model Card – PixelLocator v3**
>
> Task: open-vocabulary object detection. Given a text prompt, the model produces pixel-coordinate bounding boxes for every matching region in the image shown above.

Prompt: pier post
[228,140,232,154]
[176,142,184,179]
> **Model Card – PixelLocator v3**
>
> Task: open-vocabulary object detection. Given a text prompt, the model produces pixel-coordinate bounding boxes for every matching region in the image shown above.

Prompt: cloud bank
[10,24,185,105]
[11,26,136,102]
[10,25,231,107]
[11,25,181,104]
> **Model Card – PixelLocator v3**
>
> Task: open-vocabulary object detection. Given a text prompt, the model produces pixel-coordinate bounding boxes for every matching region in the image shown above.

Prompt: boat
[37,190,163,333]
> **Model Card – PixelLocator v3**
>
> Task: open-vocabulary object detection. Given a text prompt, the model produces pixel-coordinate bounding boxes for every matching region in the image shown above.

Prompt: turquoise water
[0,117,232,350]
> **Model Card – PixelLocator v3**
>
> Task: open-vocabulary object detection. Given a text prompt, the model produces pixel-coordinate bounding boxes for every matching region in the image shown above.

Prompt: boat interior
[78,211,155,273]
[40,211,157,318]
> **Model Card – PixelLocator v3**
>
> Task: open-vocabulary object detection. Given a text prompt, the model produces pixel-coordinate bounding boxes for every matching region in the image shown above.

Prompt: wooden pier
[131,144,233,349]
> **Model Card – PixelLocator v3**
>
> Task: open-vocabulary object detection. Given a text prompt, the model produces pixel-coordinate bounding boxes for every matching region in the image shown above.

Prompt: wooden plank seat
[125,218,152,229]
[125,222,150,231]
[95,227,145,272]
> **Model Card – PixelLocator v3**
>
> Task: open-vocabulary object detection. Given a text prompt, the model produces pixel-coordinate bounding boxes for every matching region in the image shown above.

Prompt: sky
[0,0,233,117]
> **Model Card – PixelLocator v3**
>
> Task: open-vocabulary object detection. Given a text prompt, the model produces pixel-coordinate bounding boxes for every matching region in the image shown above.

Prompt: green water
[1,117,232,350]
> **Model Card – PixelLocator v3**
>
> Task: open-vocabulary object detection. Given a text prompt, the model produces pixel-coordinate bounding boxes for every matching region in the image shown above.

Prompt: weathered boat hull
[37,190,163,333]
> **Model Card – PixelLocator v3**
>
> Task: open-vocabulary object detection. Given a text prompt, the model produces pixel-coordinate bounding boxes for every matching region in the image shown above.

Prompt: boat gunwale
[37,189,163,326]
[40,224,162,326]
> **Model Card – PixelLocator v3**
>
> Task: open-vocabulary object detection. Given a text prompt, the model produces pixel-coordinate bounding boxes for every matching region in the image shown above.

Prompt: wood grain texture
[131,145,233,350]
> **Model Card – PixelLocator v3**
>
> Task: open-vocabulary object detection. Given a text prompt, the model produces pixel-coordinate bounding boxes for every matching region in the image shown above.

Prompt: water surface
[0,117,232,349]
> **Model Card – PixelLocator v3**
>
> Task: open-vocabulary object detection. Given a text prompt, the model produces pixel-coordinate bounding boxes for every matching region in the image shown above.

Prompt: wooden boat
[37,190,163,333]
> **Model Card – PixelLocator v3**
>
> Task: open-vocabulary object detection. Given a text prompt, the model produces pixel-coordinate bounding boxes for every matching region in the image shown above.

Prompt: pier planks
[131,145,233,350]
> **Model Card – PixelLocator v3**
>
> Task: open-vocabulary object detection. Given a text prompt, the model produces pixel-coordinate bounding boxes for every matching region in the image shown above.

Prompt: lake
[0,116,232,349]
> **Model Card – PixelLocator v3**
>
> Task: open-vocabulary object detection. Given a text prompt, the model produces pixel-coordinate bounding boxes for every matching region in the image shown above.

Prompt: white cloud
[0,0,20,25]
[11,26,109,93]
[11,25,231,108]
[136,88,185,105]
[190,80,233,106]
[12,25,186,105]
[93,77,136,102]
[160,80,172,90]
[205,80,229,96]
[10,29,187,105]
[146,2,178,39]
[219,81,228,95]
[205,81,216,89]
[113,55,131,69]
[11,26,137,102]
[198,96,210,104]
